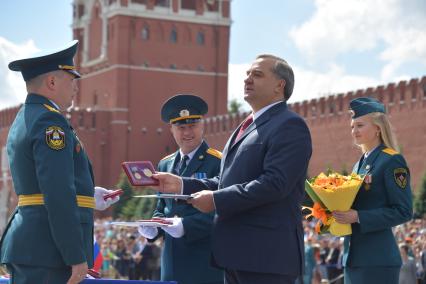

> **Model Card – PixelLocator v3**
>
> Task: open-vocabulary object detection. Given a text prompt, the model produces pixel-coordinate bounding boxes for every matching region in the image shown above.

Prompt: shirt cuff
[212,191,217,210]
[179,177,184,194]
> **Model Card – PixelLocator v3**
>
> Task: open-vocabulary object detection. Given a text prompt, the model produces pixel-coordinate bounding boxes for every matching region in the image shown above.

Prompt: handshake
[138,217,185,239]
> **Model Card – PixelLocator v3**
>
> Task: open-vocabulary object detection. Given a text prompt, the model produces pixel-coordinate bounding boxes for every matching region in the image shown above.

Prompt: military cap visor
[349,97,385,119]
[161,94,208,125]
[8,40,81,81]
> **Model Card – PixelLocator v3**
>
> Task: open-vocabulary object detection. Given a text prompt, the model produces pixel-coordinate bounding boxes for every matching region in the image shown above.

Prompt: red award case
[121,161,159,186]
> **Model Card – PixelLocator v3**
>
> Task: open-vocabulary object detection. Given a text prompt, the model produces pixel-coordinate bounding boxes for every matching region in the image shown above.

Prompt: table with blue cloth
[0,279,177,284]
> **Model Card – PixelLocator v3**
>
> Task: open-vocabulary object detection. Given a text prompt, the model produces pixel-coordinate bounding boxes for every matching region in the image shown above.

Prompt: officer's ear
[45,74,56,91]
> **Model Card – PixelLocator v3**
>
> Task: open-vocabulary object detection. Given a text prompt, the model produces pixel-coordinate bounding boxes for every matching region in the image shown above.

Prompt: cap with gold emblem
[8,40,81,81]
[161,94,208,125]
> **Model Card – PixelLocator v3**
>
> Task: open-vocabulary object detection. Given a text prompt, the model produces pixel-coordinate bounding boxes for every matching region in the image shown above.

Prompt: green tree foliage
[228,99,242,114]
[341,164,349,176]
[414,171,426,217]
[113,172,157,220]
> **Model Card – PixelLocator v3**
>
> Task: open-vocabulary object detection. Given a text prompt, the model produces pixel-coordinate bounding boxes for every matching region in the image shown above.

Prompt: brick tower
[71,0,230,186]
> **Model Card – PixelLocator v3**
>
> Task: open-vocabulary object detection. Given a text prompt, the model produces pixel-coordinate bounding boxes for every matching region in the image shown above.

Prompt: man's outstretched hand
[152,172,182,194]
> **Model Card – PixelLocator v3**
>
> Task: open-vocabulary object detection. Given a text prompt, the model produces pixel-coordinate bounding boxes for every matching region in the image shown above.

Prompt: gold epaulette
[206,148,222,159]
[43,104,60,114]
[382,148,399,156]
[160,153,175,161]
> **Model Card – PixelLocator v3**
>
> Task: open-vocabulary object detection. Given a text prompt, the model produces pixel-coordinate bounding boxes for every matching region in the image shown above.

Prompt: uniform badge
[179,109,190,117]
[394,168,408,189]
[45,126,65,150]
[198,155,204,160]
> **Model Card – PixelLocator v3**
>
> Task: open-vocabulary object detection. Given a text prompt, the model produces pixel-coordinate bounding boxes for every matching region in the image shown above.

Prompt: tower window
[141,26,150,40]
[156,0,170,7]
[181,0,196,10]
[196,31,205,45]
[170,28,178,43]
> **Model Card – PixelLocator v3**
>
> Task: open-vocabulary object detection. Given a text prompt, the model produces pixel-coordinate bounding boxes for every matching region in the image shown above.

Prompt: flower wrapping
[303,172,364,236]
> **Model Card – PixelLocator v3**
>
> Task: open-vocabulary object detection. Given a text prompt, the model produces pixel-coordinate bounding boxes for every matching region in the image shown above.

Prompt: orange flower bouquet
[303,172,364,236]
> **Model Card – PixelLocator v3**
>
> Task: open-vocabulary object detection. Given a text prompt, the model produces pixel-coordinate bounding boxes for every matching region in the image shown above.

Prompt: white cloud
[0,37,39,109]
[289,0,426,80]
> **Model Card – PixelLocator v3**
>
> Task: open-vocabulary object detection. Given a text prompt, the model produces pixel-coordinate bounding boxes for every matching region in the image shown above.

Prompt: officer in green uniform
[332,97,413,284]
[0,40,118,284]
[138,95,224,284]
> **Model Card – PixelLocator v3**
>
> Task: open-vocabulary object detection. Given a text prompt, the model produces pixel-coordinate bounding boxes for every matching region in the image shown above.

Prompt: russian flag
[93,237,103,272]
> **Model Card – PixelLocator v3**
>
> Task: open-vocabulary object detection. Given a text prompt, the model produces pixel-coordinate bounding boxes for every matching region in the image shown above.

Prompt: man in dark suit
[137,95,223,284]
[153,55,312,284]
[0,41,118,284]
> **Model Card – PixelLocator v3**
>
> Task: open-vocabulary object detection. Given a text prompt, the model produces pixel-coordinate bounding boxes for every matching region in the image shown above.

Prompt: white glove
[94,186,120,211]
[138,226,158,239]
[162,217,185,238]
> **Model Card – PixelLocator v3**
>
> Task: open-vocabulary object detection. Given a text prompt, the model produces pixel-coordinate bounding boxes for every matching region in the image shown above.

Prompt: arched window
[196,31,205,45]
[170,27,178,43]
[141,25,150,40]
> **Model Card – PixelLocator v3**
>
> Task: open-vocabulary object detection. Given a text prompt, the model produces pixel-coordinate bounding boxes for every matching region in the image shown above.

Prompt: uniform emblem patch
[394,168,408,189]
[46,126,65,150]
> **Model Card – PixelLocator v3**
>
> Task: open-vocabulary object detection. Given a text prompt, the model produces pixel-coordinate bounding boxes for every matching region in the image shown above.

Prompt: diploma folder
[121,161,159,186]
[111,218,173,228]
[134,194,193,200]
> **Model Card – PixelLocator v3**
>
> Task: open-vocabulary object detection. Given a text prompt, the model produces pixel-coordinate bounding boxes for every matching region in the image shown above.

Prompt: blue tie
[178,155,189,175]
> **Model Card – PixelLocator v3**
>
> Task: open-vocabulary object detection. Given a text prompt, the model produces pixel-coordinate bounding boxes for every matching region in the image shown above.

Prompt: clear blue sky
[1,0,425,108]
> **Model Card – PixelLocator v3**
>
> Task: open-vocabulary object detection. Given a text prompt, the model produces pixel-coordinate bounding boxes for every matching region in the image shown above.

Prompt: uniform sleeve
[182,212,215,243]
[181,156,220,243]
[30,112,86,265]
[358,155,413,233]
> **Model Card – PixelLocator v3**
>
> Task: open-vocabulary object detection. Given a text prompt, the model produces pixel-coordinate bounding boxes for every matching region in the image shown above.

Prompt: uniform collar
[179,141,204,163]
[25,93,60,111]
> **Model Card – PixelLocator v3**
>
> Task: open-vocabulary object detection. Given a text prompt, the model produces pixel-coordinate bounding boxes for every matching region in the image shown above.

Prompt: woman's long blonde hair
[360,112,399,153]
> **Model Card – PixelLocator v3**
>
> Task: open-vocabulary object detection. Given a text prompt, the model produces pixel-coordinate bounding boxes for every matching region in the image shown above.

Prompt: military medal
[143,168,153,177]
[134,172,142,180]
[75,143,81,153]
[364,174,372,191]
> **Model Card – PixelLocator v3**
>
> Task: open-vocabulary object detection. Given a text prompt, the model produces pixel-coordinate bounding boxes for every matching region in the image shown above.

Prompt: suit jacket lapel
[181,142,208,177]
[168,152,179,173]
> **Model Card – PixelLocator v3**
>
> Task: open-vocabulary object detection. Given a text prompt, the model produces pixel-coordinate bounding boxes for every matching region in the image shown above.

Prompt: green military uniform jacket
[153,141,223,284]
[343,144,413,268]
[0,93,95,269]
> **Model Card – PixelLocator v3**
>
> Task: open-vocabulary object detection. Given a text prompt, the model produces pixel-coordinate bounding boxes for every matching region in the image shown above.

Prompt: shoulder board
[206,148,222,159]
[160,153,176,161]
[382,148,399,156]
[43,104,60,114]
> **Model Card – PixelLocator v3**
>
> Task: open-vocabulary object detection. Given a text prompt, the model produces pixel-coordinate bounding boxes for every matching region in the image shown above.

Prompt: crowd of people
[94,218,162,280]
[93,217,426,283]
